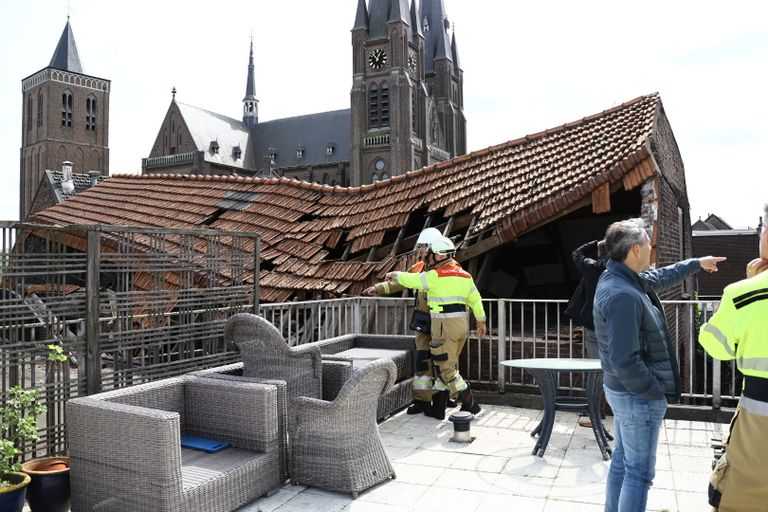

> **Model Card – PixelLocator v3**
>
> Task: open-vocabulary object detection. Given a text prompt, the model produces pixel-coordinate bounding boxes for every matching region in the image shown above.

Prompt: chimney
[88,170,100,187]
[61,161,74,194]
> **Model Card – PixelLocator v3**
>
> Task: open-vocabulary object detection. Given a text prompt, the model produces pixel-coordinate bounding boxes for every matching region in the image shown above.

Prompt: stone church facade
[19,20,110,221]
[142,0,465,187]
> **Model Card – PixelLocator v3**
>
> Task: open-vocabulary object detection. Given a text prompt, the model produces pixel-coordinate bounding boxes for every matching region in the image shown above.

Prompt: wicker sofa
[311,333,416,420]
[66,376,281,512]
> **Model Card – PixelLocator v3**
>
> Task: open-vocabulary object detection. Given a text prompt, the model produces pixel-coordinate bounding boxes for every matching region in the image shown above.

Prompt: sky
[1,0,766,228]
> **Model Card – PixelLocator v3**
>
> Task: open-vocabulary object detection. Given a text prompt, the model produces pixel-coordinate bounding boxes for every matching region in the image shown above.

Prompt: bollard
[449,410,475,443]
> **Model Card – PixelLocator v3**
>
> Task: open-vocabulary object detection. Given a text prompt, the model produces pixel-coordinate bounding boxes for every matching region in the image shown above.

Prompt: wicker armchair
[66,376,281,512]
[190,363,289,482]
[288,358,397,498]
[312,334,416,420]
[224,313,323,400]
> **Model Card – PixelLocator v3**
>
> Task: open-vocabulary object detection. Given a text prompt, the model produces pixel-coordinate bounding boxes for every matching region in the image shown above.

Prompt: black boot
[407,400,431,415]
[459,387,481,414]
[424,391,448,420]
[446,398,458,408]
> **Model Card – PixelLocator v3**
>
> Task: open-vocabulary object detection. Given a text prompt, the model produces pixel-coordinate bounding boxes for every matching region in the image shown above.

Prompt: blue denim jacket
[593,258,701,403]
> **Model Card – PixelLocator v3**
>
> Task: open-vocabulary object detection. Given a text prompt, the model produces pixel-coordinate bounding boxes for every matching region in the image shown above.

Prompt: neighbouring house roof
[693,229,760,297]
[692,213,732,231]
[45,169,106,201]
[31,93,664,302]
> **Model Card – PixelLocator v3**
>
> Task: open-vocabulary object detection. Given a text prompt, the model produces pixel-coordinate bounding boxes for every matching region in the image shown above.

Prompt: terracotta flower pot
[0,472,31,512]
[21,457,70,512]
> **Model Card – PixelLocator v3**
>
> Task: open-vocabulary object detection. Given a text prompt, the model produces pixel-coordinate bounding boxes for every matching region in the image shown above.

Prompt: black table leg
[529,369,557,457]
[586,372,612,460]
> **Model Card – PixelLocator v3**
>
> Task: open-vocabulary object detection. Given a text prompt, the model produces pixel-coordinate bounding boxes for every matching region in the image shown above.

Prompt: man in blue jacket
[593,218,725,512]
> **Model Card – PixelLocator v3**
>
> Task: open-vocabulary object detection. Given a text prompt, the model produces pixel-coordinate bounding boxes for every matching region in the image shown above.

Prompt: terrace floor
[237,405,722,512]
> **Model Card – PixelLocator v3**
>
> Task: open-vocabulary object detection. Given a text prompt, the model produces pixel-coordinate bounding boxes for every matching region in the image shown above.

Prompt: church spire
[49,19,84,73]
[243,37,258,128]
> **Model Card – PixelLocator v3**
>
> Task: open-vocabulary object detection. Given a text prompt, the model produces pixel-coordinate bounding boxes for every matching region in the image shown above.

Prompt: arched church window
[86,96,97,131]
[37,93,43,128]
[61,90,73,127]
[369,83,379,129]
[380,83,390,127]
[381,172,390,180]
[26,95,32,131]
[372,173,381,183]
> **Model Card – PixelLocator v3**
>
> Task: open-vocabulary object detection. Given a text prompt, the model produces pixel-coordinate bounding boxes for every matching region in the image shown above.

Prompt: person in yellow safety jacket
[699,205,768,512]
[363,227,443,415]
[387,236,486,420]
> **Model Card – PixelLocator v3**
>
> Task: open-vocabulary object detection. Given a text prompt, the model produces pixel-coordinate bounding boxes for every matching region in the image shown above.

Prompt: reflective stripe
[381,282,391,294]
[702,323,735,357]
[431,296,468,304]
[413,376,433,390]
[420,273,429,290]
[433,378,449,391]
[475,316,487,322]
[738,357,768,373]
[469,285,478,294]
[446,376,468,392]
[432,312,468,319]
[740,395,768,417]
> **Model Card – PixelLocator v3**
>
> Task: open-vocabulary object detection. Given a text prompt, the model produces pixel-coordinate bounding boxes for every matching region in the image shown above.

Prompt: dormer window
[232,145,242,160]
[296,146,305,159]
[326,143,336,156]
[268,147,278,164]
[209,140,220,155]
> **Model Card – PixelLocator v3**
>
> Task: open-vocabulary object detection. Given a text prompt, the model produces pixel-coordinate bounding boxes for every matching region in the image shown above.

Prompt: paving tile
[543,499,606,511]
[675,490,711,512]
[449,452,510,473]
[410,485,489,512]
[479,492,547,511]
[355,480,429,507]
[271,488,351,512]
[391,462,445,486]
[431,467,501,493]
[646,487,678,511]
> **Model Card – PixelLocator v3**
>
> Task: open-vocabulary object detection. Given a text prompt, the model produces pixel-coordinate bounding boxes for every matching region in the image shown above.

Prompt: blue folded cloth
[180,435,230,453]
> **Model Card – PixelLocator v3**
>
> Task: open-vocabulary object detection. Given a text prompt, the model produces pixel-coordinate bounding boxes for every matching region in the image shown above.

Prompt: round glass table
[500,358,612,460]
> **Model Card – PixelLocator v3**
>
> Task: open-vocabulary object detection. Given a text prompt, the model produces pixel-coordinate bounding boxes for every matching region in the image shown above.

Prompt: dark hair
[604,218,648,262]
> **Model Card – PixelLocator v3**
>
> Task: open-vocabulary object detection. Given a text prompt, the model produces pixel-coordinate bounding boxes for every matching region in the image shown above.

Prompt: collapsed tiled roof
[30,93,663,301]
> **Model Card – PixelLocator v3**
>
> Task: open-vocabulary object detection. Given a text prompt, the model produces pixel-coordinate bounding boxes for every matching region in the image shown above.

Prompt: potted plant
[0,345,71,512]
[0,386,43,512]
[21,344,71,512]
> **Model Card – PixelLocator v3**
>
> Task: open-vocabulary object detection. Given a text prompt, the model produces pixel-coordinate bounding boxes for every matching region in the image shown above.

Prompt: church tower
[420,0,465,160]
[350,0,464,187]
[243,39,258,129]
[20,19,110,220]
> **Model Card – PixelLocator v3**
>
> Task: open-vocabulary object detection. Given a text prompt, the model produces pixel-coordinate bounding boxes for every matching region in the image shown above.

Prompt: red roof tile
[30,93,663,300]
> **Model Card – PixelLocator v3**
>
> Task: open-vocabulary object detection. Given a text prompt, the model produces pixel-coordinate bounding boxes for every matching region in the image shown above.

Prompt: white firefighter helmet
[415,227,443,246]
[429,236,456,256]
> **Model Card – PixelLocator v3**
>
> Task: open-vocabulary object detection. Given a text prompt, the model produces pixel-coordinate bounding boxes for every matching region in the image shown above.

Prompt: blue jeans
[604,387,667,512]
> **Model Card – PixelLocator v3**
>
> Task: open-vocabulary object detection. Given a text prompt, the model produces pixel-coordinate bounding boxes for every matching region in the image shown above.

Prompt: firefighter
[363,227,442,414]
[700,206,768,512]
[387,237,486,420]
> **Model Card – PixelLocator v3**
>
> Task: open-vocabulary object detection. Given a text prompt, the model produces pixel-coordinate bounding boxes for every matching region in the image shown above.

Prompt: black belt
[743,375,768,402]
[440,304,466,313]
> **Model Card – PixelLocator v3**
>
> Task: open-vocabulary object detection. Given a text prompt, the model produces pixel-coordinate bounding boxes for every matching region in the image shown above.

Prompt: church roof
[49,20,84,73]
[368,0,410,39]
[250,109,351,171]
[420,0,452,71]
[175,102,254,169]
[31,93,663,302]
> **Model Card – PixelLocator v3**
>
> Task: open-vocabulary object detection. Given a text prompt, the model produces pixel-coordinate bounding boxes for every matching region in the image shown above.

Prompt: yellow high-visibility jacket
[395,259,486,324]
[699,271,768,379]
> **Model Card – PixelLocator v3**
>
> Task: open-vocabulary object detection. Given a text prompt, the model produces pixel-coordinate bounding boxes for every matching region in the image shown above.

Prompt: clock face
[407,53,417,73]
[368,48,388,70]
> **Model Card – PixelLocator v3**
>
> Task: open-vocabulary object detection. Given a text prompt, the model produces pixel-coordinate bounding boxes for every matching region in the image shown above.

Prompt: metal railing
[0,219,735,460]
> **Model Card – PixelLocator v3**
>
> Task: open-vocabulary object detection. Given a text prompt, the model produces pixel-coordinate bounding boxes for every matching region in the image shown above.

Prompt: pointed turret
[49,20,84,73]
[388,0,409,24]
[451,31,460,70]
[410,0,422,44]
[353,0,368,31]
[242,39,258,128]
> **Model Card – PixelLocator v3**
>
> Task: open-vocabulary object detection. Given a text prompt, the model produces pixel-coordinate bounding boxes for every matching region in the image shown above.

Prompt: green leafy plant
[0,386,45,488]
[0,344,63,488]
